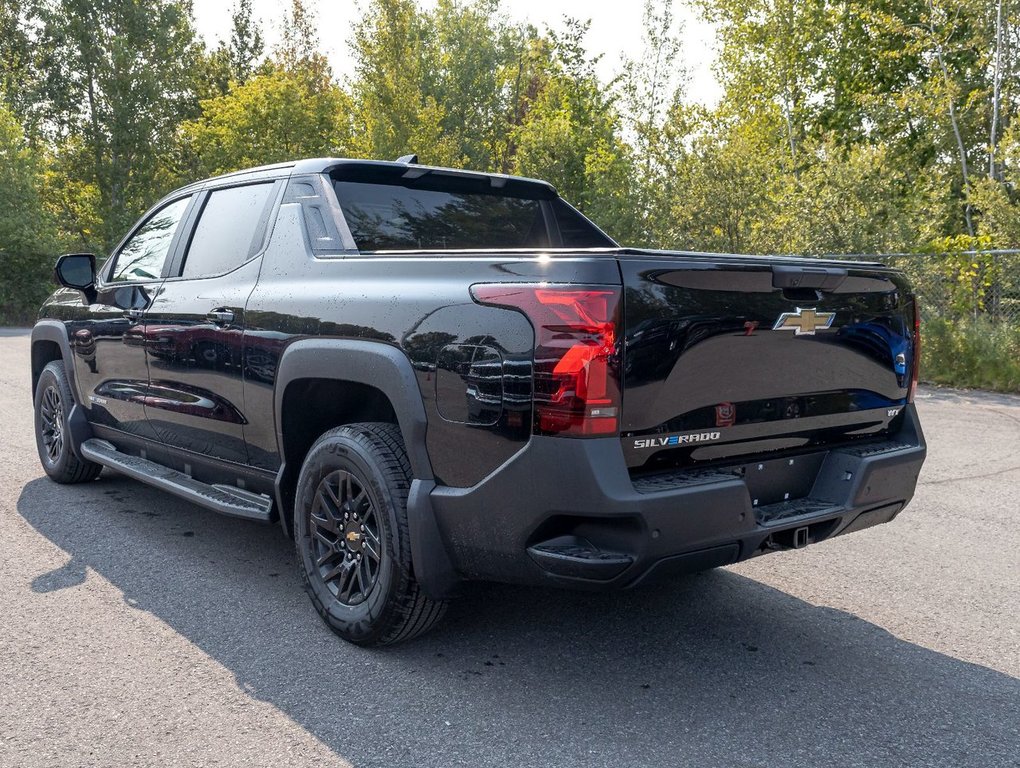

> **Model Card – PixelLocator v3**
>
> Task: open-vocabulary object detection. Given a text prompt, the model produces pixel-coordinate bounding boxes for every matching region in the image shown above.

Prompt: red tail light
[908,299,921,402]
[471,283,622,437]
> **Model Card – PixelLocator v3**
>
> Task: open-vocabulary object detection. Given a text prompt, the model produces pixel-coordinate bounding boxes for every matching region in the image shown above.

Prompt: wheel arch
[31,321,78,401]
[272,339,434,536]
[30,321,94,462]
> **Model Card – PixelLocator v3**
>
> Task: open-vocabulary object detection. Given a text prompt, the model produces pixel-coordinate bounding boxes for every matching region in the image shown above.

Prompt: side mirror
[54,253,97,302]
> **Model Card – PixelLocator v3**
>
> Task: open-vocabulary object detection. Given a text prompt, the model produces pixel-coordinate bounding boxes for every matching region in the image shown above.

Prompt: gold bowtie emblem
[772,307,835,336]
[346,531,361,543]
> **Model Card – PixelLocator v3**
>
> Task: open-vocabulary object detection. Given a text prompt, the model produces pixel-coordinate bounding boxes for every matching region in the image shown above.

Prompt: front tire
[34,361,102,484]
[294,422,447,646]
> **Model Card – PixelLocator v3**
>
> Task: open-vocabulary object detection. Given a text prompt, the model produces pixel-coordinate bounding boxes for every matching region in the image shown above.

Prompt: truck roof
[179,157,559,198]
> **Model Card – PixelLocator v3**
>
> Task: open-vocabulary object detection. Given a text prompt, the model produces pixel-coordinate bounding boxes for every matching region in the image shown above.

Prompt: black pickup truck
[31,157,926,645]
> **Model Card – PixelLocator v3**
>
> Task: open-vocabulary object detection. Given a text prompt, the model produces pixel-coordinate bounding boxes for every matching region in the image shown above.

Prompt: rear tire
[294,422,447,646]
[34,361,102,484]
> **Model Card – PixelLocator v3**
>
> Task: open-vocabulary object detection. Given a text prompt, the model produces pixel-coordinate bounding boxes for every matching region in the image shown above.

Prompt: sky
[191,0,722,106]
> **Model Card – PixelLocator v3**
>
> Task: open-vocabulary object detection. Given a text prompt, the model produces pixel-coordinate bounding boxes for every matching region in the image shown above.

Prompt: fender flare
[30,320,93,460]
[30,320,78,399]
[273,338,433,481]
[272,339,459,597]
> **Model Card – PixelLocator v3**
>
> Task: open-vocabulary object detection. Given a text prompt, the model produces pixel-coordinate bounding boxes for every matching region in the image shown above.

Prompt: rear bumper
[427,405,926,590]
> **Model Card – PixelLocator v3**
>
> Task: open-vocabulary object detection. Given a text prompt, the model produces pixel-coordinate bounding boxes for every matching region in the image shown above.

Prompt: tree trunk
[929,0,974,236]
[990,0,1004,180]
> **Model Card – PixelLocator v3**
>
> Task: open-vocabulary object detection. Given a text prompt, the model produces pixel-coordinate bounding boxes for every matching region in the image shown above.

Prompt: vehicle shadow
[17,475,1019,768]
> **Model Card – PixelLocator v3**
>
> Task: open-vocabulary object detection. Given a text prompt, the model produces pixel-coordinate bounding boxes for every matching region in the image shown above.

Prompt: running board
[80,439,273,522]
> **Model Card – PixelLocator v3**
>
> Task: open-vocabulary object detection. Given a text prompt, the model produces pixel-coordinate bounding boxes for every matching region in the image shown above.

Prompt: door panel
[143,259,261,465]
[141,181,278,468]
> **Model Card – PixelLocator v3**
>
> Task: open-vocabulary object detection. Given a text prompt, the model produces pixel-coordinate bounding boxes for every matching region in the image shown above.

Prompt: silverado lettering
[633,432,722,449]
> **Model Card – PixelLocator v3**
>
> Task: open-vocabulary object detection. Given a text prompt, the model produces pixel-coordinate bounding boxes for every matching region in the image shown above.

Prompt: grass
[921,316,1020,393]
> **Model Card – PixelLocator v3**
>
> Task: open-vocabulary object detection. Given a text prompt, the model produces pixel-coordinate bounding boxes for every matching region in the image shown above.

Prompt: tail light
[471,283,622,437]
[908,299,921,402]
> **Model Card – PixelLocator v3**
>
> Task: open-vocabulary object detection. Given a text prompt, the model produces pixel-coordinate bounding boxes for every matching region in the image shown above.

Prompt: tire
[34,360,102,484]
[294,422,447,646]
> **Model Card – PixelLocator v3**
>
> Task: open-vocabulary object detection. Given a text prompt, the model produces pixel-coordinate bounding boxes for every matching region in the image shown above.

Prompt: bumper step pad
[754,496,839,525]
[527,535,634,581]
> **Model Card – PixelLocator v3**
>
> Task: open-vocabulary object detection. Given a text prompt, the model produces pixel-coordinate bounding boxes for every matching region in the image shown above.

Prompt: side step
[80,439,273,522]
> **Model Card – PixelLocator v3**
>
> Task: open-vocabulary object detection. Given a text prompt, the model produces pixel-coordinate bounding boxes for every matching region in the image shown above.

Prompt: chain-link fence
[823,250,1020,392]
[867,250,1020,326]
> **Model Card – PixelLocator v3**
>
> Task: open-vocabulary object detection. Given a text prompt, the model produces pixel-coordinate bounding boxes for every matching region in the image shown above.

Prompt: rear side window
[110,196,191,282]
[552,199,616,248]
[334,181,550,251]
[181,183,274,278]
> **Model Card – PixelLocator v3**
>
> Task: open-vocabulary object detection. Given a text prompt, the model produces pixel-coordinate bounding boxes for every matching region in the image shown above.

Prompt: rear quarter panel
[244,201,621,487]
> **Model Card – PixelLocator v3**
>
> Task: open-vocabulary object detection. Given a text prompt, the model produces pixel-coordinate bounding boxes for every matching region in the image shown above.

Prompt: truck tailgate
[618,251,918,471]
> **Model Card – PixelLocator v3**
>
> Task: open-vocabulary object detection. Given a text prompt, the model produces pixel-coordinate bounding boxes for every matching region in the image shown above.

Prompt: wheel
[34,360,102,484]
[294,422,447,646]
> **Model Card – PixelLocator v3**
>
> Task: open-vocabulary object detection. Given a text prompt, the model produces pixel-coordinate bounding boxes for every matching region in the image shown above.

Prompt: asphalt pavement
[0,327,1017,767]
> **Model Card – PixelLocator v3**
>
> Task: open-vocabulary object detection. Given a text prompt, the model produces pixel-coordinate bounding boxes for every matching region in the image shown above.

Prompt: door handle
[123,308,143,321]
[206,309,234,325]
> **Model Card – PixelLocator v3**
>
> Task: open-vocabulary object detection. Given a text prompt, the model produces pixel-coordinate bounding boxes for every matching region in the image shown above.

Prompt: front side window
[181,183,274,278]
[334,180,550,251]
[109,196,191,282]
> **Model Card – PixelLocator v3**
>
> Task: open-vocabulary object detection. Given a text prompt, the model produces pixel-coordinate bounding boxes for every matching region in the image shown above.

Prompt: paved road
[0,327,1017,768]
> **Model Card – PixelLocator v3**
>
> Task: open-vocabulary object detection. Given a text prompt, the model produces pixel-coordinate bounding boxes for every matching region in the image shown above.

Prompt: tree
[430,0,518,168]
[31,0,203,248]
[349,0,458,165]
[229,0,265,84]
[276,0,331,85]
[0,0,39,134]
[512,19,639,242]
[0,104,59,322]
[620,0,686,243]
[180,66,353,177]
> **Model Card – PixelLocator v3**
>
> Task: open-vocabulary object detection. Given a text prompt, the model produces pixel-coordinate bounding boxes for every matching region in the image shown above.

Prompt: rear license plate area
[742,452,826,507]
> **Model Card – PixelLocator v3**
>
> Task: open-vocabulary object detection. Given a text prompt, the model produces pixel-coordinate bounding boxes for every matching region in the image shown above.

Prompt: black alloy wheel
[33,360,102,484]
[39,384,65,464]
[294,422,447,646]
[309,469,384,606]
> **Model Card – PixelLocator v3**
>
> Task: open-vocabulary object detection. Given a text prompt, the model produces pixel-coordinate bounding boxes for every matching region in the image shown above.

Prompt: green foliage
[229,0,265,84]
[349,0,461,165]
[922,316,1020,392]
[922,235,999,318]
[180,66,353,178]
[768,139,917,255]
[32,0,203,249]
[0,105,58,323]
[511,19,638,242]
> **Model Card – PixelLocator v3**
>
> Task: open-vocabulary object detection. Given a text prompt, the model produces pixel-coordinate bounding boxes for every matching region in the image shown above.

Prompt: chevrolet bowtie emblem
[772,307,835,336]
[346,531,361,543]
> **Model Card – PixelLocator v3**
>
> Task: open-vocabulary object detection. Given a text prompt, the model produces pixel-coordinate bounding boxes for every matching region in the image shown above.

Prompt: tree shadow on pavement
[17,475,1019,768]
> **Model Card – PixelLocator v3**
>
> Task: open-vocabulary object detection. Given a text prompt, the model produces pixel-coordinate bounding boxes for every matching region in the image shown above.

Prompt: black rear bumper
[424,405,926,592]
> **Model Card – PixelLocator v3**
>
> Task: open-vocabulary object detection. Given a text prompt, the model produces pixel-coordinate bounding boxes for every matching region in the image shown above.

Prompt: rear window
[334,181,550,251]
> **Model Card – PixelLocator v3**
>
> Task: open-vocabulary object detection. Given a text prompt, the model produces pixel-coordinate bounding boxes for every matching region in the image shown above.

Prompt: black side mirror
[54,253,97,302]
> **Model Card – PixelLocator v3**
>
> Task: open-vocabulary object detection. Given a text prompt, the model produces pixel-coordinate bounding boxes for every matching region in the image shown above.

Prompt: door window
[181,183,274,279]
[109,196,191,282]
